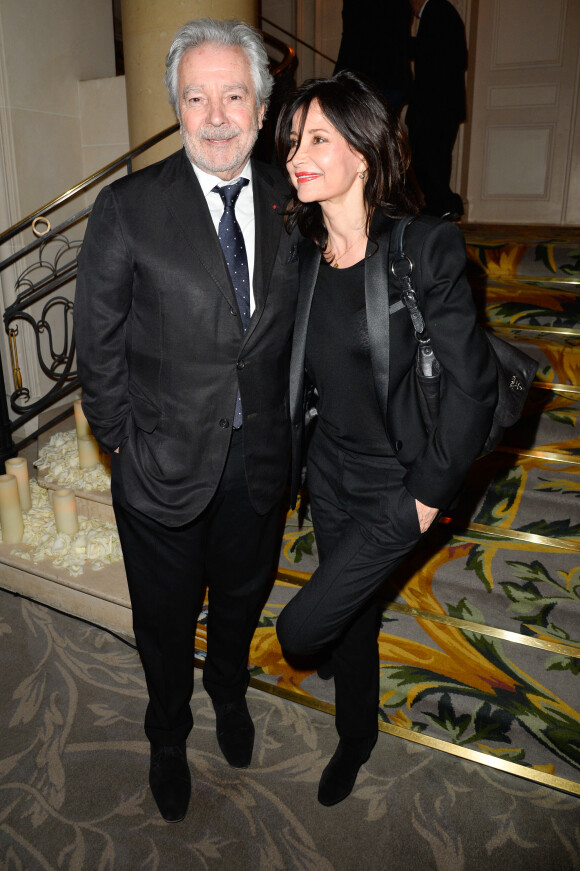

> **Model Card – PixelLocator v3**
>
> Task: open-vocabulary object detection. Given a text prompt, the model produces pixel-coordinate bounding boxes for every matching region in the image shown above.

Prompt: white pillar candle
[74,399,91,437]
[5,456,32,512]
[52,488,79,536]
[0,473,24,543]
[77,434,100,469]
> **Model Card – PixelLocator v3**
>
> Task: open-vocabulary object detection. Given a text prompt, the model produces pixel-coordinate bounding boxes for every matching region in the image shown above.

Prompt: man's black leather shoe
[214,698,255,768]
[149,742,191,822]
[318,736,377,807]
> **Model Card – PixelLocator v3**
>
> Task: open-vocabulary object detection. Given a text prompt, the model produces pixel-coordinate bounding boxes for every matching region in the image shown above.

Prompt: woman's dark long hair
[275,70,421,251]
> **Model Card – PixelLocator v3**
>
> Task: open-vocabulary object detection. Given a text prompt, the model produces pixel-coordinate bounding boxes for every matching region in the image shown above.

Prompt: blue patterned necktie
[213,177,250,428]
[213,178,251,329]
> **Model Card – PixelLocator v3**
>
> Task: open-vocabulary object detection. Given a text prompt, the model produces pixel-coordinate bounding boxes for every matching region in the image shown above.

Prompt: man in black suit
[334,0,413,114]
[74,18,299,823]
[406,0,467,217]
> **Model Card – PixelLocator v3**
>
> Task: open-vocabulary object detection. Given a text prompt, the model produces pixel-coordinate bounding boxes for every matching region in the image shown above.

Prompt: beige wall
[0,0,117,223]
[79,76,129,181]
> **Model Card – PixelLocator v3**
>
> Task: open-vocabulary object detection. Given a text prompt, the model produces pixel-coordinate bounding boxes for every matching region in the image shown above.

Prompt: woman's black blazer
[289,212,497,510]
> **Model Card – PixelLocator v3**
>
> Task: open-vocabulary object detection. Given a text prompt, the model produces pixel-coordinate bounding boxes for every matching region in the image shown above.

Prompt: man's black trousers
[111,428,282,746]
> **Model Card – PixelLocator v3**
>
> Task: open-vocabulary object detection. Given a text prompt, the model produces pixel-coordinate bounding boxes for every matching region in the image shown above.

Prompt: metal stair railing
[259,16,337,65]
[0,30,295,468]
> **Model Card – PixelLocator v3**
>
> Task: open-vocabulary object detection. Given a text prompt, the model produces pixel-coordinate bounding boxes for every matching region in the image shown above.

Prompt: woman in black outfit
[275,71,498,806]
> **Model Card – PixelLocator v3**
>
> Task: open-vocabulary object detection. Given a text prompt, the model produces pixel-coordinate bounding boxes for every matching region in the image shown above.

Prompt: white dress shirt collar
[191,160,253,196]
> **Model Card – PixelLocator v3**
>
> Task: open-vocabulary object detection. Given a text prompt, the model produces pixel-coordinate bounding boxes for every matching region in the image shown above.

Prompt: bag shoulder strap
[390,217,427,337]
[391,215,414,262]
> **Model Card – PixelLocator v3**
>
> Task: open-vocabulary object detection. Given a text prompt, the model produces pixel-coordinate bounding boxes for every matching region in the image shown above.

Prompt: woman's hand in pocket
[415,500,438,533]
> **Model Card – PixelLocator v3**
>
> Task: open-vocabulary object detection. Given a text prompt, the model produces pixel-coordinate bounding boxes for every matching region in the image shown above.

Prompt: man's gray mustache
[199,129,240,141]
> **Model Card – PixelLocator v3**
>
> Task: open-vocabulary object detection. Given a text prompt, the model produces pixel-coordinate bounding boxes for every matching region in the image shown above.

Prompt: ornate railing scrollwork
[7,299,77,415]
[0,140,172,463]
[3,231,83,424]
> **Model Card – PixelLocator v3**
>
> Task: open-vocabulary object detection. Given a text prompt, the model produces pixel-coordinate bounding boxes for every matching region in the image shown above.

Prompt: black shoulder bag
[390,217,538,456]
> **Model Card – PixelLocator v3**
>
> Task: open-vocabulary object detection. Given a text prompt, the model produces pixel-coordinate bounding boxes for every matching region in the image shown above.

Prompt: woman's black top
[305,257,393,456]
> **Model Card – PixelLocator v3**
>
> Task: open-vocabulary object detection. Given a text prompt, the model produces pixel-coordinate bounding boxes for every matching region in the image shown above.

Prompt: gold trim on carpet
[377,722,580,797]
[492,324,580,338]
[491,446,580,464]
[532,383,580,396]
[479,275,580,287]
[245,675,580,797]
[384,601,580,657]
[482,278,580,294]
[442,520,580,551]
[276,568,311,586]
[248,674,336,716]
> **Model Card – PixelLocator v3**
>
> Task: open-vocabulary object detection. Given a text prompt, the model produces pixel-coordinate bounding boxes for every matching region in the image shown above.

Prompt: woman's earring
[359,171,366,179]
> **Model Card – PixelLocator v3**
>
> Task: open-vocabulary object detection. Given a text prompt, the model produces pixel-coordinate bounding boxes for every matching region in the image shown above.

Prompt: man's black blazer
[289,213,497,510]
[407,0,467,126]
[334,0,412,104]
[74,149,299,526]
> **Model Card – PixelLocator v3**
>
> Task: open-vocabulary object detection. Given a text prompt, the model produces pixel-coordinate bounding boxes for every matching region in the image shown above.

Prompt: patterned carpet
[2,590,580,871]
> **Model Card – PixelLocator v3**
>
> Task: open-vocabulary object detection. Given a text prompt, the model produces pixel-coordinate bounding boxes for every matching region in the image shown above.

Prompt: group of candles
[0,399,101,544]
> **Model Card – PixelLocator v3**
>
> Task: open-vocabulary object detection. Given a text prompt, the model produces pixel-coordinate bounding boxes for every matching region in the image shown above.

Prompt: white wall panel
[466,0,580,223]
[493,0,564,67]
[488,84,558,109]
[484,125,552,197]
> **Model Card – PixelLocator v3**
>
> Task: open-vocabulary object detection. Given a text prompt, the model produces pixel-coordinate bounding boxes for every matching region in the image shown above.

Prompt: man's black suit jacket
[334,0,413,105]
[407,0,467,126]
[289,213,497,511]
[74,149,299,527]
